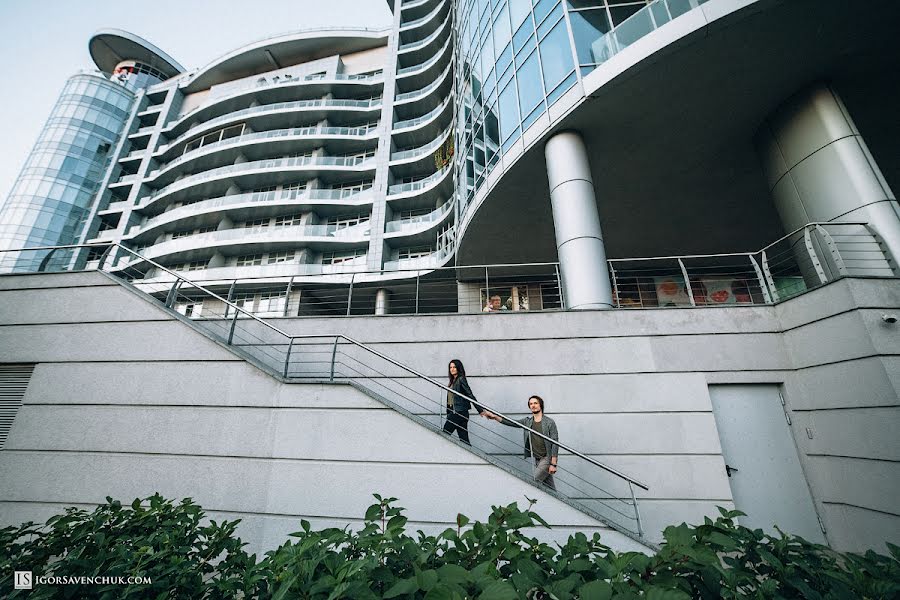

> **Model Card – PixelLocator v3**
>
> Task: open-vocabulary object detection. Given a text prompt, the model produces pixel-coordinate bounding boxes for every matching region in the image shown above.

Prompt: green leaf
[477,581,518,600]
[578,580,613,600]
[417,569,439,592]
[424,584,456,600]
[437,564,470,585]
[364,504,382,522]
[645,587,692,600]
[705,532,739,551]
[456,514,469,528]
[384,576,418,599]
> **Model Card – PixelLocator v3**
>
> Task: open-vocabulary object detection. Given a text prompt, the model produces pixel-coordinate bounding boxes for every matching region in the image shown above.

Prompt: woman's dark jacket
[447,376,483,414]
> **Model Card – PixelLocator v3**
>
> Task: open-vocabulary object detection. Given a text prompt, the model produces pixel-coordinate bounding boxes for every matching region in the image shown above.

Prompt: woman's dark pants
[442,410,470,445]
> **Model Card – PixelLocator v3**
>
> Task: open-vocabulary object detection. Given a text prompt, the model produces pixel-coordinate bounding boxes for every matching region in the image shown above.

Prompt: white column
[375,288,390,315]
[545,131,613,309]
[756,83,900,267]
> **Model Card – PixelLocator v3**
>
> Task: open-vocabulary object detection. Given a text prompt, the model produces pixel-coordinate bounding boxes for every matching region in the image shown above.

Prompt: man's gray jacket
[499,414,559,459]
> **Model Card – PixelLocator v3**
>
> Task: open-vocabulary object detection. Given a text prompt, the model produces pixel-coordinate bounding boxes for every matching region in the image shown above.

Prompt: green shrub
[1,494,897,599]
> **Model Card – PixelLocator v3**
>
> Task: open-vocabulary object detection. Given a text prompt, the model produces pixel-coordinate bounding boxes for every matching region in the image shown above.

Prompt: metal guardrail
[1,222,895,535]
[0,241,650,536]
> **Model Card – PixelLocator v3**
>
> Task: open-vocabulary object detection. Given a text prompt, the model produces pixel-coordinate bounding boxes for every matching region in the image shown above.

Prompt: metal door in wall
[709,384,825,543]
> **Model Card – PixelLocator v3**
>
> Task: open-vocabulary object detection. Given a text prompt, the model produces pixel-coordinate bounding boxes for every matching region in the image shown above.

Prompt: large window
[183,123,245,154]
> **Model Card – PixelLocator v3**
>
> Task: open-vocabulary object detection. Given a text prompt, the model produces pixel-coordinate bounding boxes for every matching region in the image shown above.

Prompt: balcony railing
[399,10,451,53]
[162,98,381,151]
[154,125,378,177]
[396,35,452,76]
[390,125,452,162]
[385,201,453,233]
[395,63,452,103]
[393,94,452,130]
[130,189,374,237]
[388,165,451,195]
[148,155,376,200]
[578,0,711,73]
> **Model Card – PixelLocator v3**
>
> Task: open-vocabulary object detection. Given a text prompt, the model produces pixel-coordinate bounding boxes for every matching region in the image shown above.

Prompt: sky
[0,0,392,207]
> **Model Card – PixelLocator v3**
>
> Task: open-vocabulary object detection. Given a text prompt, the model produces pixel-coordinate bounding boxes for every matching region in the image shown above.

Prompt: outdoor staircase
[100,268,655,549]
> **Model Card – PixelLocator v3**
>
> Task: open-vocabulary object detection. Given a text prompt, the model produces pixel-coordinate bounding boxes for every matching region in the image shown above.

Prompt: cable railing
[0,241,649,537]
[4,223,891,315]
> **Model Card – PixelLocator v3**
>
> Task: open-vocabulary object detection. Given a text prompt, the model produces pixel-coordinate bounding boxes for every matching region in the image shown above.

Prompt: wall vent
[0,364,34,450]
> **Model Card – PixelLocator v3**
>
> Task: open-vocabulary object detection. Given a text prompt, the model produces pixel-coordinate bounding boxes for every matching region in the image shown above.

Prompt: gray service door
[709,384,825,543]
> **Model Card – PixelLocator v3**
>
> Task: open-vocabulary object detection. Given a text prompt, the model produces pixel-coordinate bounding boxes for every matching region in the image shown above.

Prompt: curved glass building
[2,0,898,311]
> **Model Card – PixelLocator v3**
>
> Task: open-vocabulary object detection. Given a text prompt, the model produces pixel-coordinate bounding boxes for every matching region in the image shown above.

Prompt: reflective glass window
[539,20,575,95]
[498,80,520,142]
[516,50,543,115]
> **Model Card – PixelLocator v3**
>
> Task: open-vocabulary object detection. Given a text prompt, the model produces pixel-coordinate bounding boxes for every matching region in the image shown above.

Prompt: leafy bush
[1,494,897,599]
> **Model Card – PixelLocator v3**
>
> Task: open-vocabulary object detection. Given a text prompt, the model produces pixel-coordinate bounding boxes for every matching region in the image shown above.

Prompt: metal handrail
[0,241,649,495]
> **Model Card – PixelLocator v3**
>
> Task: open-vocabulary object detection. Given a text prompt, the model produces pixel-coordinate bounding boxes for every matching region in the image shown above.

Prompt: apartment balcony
[159,98,381,158]
[395,34,452,93]
[390,126,453,177]
[146,155,377,206]
[124,221,371,266]
[385,201,454,243]
[127,188,375,241]
[165,72,385,138]
[394,62,452,118]
[147,126,379,187]
[387,165,452,204]
[400,0,441,22]
[383,245,453,271]
[397,10,451,65]
[399,0,449,45]
[392,93,453,147]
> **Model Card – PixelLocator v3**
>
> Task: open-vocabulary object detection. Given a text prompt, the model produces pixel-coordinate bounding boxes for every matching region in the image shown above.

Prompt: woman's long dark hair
[448,359,466,384]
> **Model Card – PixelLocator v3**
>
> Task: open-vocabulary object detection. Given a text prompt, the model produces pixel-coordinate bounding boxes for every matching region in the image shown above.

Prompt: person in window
[482,294,507,312]
[483,395,559,490]
[442,359,485,445]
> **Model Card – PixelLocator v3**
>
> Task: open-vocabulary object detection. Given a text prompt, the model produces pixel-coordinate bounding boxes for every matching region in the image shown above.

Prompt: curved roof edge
[183,27,390,93]
[89,29,185,78]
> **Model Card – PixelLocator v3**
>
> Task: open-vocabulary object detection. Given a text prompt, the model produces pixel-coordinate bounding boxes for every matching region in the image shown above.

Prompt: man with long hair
[485,395,558,490]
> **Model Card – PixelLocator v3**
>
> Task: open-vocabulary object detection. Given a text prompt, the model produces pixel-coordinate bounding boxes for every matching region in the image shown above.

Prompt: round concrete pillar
[544,131,613,310]
[375,288,390,315]
[755,83,900,267]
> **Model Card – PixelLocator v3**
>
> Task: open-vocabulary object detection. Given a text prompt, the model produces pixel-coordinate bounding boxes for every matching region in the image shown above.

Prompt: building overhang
[456,0,900,266]
[89,29,184,78]
[182,27,390,93]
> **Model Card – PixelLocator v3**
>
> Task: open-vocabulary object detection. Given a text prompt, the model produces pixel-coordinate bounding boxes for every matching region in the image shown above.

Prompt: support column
[375,288,390,315]
[544,131,613,310]
[755,83,900,268]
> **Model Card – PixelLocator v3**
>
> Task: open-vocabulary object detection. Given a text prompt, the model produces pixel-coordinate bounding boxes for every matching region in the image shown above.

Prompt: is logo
[14,570,33,589]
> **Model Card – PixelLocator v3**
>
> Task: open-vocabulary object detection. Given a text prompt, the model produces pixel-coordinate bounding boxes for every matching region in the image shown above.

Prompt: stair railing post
[484,266,490,311]
[415,272,420,314]
[346,273,355,316]
[227,307,240,345]
[629,481,643,537]
[164,278,183,308]
[330,336,339,381]
[283,337,294,378]
[677,258,696,306]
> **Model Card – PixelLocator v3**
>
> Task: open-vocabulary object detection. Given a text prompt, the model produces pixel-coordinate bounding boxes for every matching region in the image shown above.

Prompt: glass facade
[0,73,134,261]
[455,0,580,213]
[454,0,710,217]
